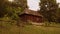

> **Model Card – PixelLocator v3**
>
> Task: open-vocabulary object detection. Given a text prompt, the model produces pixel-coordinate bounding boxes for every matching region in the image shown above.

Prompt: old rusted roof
[20,8,43,17]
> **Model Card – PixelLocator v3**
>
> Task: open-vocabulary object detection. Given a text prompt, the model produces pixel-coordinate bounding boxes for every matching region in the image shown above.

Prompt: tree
[0,0,27,18]
[0,0,8,17]
[0,0,27,26]
[56,7,60,23]
[40,0,58,23]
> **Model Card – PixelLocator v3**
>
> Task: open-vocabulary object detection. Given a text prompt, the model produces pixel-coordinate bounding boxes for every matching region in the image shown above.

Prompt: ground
[0,21,60,34]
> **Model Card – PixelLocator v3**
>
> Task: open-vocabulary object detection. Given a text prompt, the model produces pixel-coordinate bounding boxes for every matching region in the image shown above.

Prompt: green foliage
[44,22,50,26]
[40,0,58,22]
[56,8,60,23]
[0,0,27,27]
[0,0,8,17]
[0,0,27,18]
[5,6,22,20]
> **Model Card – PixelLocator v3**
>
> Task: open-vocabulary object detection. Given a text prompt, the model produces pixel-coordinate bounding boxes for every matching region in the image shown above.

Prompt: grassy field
[0,21,60,34]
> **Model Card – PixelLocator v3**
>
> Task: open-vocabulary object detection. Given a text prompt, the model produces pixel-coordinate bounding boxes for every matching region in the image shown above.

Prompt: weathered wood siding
[20,14,42,23]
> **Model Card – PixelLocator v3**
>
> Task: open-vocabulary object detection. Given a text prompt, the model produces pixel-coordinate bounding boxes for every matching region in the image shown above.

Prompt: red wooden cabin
[19,9,43,23]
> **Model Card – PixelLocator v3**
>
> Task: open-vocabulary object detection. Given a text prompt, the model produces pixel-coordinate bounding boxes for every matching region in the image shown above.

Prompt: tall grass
[0,18,60,34]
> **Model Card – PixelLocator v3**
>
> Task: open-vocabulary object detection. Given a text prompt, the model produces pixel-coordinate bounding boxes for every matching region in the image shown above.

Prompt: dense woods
[0,0,27,19]
[0,0,60,24]
[39,0,60,23]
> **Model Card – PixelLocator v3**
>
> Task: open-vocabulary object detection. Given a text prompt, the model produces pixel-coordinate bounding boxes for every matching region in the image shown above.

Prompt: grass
[0,20,60,34]
[0,14,60,34]
[21,25,60,34]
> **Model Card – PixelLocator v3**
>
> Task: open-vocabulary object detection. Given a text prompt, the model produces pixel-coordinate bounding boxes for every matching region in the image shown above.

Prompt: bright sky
[27,0,60,11]
[27,0,40,11]
[56,0,60,3]
[8,0,14,2]
[56,0,60,8]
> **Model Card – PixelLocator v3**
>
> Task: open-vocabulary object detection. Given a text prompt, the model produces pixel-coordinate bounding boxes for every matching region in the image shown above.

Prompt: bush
[44,22,51,27]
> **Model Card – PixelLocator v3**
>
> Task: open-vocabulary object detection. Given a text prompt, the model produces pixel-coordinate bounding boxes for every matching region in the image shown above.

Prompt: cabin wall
[19,14,43,23]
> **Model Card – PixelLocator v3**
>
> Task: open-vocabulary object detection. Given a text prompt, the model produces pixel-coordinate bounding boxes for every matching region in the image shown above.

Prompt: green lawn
[0,22,60,34]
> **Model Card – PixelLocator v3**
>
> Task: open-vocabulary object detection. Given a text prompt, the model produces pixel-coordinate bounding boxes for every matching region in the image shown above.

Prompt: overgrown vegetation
[0,22,60,34]
[39,0,60,23]
[0,0,60,34]
[0,0,27,26]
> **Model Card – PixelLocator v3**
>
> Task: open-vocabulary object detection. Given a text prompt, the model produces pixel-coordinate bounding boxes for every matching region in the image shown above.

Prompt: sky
[56,0,60,3]
[56,0,60,8]
[27,0,40,11]
[27,0,60,11]
[8,0,14,2]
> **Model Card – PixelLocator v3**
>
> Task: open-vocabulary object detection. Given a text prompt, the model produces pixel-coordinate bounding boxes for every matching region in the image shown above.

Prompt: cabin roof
[20,8,43,17]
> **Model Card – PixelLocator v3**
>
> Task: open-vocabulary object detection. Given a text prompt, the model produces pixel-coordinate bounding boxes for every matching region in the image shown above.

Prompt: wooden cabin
[19,9,43,23]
